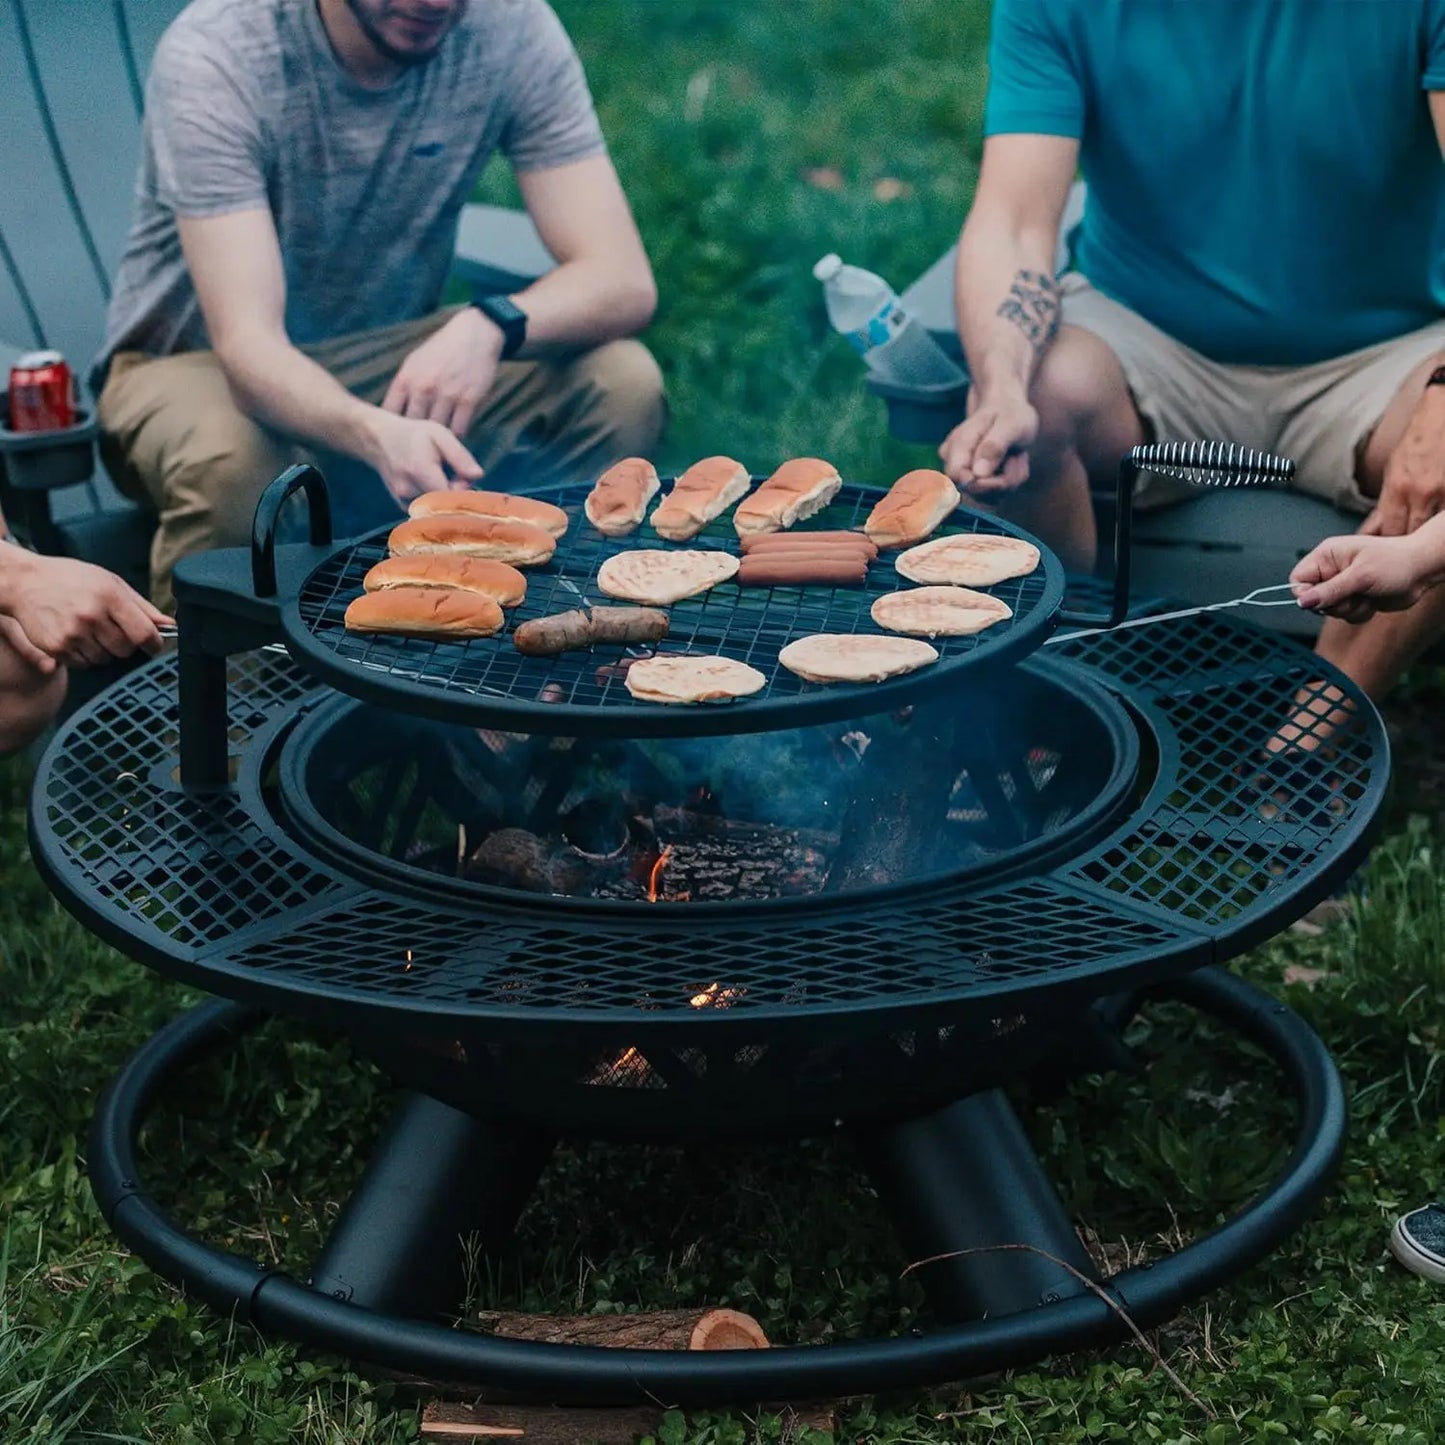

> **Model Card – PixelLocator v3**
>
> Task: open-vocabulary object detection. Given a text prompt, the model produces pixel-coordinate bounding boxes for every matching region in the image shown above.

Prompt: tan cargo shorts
[1059,273,1445,513]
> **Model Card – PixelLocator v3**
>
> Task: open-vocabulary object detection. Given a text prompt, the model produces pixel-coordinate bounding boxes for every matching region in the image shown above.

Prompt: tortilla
[895,533,1041,587]
[870,585,1013,638]
[597,549,740,606]
[624,654,767,704]
[778,634,939,684]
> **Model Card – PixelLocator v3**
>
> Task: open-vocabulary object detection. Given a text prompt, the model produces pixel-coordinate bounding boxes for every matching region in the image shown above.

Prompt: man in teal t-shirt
[942,0,1445,718]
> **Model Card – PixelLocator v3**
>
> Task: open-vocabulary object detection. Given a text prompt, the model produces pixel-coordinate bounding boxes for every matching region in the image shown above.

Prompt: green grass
[8,2,1445,1439]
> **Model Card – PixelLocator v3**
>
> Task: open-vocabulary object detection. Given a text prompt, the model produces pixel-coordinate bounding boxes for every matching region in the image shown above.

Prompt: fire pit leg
[854,1089,1096,1323]
[309,1094,554,1320]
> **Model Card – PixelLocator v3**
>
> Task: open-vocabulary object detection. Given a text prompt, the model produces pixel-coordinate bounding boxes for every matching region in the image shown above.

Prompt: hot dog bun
[408,488,569,537]
[388,515,556,567]
[362,554,527,607]
[651,457,752,541]
[586,458,661,536]
[733,458,842,537]
[864,469,960,549]
[344,586,504,639]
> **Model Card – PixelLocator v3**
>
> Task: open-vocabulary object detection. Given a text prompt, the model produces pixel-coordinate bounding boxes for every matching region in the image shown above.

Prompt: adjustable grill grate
[285,481,1063,735]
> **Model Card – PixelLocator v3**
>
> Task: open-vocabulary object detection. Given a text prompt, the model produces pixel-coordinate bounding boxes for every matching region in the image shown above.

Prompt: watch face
[488,297,524,326]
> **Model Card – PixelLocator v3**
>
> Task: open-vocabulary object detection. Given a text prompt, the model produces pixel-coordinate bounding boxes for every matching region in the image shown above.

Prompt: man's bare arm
[957,134,1077,401]
[940,134,1078,489]
[382,154,657,434]
[178,210,480,499]
[511,154,658,350]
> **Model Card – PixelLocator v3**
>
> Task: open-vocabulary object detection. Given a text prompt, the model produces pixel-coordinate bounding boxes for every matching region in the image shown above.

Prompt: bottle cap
[812,254,843,283]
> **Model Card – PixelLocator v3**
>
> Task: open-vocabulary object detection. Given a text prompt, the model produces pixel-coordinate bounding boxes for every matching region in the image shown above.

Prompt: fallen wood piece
[420,1402,660,1443]
[475,1306,769,1352]
[419,1400,838,1443]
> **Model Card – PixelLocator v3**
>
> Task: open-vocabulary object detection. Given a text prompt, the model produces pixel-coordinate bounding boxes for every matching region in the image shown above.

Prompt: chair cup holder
[0,398,98,491]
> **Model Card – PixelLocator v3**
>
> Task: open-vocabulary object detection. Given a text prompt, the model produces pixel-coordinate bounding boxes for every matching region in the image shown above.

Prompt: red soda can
[8,350,75,432]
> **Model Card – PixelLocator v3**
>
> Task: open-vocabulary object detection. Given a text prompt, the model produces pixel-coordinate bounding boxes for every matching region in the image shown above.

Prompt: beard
[343,0,466,65]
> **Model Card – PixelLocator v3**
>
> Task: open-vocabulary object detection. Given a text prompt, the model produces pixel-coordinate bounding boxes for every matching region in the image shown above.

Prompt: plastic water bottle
[814,254,966,388]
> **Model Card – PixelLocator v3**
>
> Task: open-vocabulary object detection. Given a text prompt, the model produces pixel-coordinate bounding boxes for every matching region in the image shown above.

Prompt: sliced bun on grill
[344,586,504,639]
[871,585,1013,637]
[586,458,661,536]
[408,488,569,537]
[778,633,939,683]
[596,549,739,605]
[362,554,527,607]
[733,458,842,537]
[624,654,767,704]
[651,457,752,541]
[864,469,961,548]
[895,533,1041,587]
[388,514,556,567]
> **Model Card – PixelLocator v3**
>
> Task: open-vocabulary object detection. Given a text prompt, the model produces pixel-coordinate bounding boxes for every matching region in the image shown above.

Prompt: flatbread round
[597,549,739,606]
[871,586,1013,638]
[778,634,939,684]
[624,654,767,704]
[895,534,1041,587]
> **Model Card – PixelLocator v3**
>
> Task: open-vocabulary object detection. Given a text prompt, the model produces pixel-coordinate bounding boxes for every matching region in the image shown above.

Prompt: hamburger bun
[778,633,939,683]
[733,458,842,537]
[596,548,740,605]
[871,585,1013,638]
[362,553,527,607]
[895,533,1041,587]
[408,488,569,537]
[586,458,661,536]
[388,514,556,567]
[624,654,767,704]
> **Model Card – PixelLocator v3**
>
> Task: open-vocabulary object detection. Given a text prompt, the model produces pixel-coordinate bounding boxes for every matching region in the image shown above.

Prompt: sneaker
[1389,1203,1445,1282]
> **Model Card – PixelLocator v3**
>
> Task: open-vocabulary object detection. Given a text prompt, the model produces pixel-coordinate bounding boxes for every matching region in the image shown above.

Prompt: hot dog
[740,530,877,557]
[737,557,868,588]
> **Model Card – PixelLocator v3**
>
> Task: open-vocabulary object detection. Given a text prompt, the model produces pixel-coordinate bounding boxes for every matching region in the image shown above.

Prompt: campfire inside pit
[283,673,1133,906]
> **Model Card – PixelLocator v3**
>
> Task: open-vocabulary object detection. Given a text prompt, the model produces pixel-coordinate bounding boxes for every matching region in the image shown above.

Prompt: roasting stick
[1046,584,1303,647]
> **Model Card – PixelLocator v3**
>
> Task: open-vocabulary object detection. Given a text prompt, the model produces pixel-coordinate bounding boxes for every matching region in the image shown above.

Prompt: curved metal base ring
[87,967,1344,1407]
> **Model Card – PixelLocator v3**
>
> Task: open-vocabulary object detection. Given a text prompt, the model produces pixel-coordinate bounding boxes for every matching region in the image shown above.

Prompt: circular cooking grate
[282,480,1063,737]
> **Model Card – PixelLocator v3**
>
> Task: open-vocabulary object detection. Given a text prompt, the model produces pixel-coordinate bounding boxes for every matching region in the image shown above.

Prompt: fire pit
[29,461,1385,1405]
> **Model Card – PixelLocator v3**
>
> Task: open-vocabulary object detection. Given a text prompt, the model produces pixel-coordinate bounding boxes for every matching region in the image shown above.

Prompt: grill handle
[1054,453,1136,631]
[251,463,334,599]
[1052,441,1294,631]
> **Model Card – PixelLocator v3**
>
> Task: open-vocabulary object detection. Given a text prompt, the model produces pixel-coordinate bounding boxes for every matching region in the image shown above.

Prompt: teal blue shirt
[984,0,1445,365]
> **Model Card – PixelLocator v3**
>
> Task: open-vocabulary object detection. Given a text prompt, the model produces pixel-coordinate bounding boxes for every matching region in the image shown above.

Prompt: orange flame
[689,982,740,1009]
[647,845,674,903]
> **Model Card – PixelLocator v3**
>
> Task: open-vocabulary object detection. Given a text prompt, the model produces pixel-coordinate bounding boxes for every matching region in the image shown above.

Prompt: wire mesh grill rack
[281,481,1064,736]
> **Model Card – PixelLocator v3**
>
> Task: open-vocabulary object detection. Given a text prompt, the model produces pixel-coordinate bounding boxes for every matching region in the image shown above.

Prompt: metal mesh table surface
[29,608,1387,1045]
[282,480,1064,736]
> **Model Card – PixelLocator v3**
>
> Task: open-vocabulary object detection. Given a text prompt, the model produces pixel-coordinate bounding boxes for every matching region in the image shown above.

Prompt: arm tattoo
[996,268,1061,353]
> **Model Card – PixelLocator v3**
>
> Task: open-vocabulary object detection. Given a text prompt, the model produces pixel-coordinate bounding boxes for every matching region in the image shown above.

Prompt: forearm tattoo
[997,268,1061,353]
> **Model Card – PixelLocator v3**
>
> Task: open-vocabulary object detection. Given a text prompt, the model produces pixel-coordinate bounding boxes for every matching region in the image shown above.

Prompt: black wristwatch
[470,293,527,360]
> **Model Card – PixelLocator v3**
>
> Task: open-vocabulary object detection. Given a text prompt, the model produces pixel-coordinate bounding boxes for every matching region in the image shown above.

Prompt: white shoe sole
[1389,1218,1445,1283]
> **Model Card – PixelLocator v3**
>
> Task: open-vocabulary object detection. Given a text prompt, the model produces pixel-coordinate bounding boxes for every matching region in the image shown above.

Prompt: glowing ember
[689,982,740,1009]
[646,845,674,903]
[404,948,413,972]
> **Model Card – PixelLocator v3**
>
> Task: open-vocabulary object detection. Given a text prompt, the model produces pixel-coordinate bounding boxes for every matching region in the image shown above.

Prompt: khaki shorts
[1059,273,1445,513]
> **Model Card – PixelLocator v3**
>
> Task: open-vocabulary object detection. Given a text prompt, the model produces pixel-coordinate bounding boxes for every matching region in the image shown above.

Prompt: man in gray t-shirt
[96,0,663,612]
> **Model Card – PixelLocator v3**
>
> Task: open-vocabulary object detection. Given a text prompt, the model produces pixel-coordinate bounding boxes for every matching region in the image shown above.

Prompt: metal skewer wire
[1047,584,1303,647]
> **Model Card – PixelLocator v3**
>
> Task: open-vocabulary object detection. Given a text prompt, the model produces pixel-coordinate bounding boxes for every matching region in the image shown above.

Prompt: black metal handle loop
[1056,454,1135,630]
[251,464,333,599]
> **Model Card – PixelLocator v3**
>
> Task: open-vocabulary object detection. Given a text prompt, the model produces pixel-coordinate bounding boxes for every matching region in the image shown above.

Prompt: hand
[1290,532,1438,624]
[364,409,485,505]
[939,388,1038,495]
[382,308,506,437]
[0,552,170,668]
[1361,410,1445,537]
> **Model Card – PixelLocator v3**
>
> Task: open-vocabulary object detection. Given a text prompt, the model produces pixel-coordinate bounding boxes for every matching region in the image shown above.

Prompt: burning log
[475,1306,768,1351]
[465,828,552,891]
